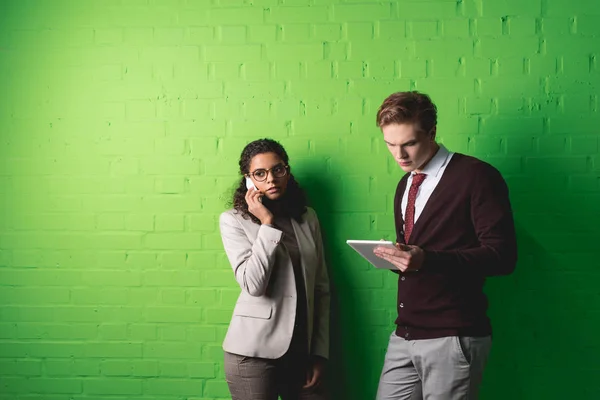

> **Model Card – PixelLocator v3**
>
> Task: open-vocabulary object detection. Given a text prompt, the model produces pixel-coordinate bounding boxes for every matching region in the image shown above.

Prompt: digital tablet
[346,240,398,270]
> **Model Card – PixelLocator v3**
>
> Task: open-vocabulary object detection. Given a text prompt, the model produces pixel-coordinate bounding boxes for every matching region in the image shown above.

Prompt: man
[373,91,517,400]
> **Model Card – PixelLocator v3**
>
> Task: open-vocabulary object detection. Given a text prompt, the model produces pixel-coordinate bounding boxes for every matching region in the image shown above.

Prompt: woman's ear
[430,126,437,141]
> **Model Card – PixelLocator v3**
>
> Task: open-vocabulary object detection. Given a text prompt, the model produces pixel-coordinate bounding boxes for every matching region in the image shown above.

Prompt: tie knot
[411,173,427,187]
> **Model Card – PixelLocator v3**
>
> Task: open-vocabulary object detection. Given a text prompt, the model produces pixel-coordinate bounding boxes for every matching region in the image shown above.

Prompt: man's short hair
[376,91,438,134]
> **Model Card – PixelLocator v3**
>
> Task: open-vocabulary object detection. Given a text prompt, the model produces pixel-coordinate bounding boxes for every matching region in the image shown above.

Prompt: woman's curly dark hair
[230,138,307,224]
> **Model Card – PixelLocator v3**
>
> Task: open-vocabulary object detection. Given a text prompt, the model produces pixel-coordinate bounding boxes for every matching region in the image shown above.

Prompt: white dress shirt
[401,144,454,226]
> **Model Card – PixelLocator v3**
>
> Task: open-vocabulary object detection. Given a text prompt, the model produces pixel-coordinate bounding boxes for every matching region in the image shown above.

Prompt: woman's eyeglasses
[247,164,289,182]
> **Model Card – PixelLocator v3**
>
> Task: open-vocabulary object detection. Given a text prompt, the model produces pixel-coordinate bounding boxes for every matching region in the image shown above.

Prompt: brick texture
[0,0,599,399]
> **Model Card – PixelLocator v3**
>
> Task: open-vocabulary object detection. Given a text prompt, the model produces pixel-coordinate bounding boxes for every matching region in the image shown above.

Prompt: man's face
[382,123,437,173]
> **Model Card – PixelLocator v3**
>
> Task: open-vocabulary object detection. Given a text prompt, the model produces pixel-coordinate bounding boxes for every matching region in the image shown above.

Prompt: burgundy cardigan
[393,153,517,340]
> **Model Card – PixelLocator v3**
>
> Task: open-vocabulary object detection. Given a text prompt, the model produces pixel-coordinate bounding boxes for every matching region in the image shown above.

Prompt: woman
[219,138,330,400]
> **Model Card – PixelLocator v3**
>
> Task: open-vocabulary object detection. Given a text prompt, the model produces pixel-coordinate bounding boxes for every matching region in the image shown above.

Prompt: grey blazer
[219,207,330,360]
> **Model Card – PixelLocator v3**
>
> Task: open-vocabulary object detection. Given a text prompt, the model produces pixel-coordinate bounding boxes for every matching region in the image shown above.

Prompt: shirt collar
[412,144,451,179]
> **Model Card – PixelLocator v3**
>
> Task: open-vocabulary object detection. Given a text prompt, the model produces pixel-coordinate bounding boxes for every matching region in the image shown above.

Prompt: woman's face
[247,152,290,201]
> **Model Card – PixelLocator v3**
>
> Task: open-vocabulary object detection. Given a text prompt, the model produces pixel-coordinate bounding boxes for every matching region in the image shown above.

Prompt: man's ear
[430,126,437,141]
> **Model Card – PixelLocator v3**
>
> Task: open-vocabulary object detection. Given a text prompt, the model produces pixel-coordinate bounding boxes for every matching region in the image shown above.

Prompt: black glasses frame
[247,164,289,182]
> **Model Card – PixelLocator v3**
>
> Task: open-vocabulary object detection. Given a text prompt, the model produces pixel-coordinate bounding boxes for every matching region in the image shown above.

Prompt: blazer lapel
[290,217,315,289]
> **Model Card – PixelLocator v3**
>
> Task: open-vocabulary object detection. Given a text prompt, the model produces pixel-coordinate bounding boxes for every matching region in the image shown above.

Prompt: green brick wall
[0,0,598,399]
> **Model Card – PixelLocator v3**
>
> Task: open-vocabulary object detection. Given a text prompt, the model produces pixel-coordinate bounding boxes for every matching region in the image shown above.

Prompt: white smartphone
[245,176,257,191]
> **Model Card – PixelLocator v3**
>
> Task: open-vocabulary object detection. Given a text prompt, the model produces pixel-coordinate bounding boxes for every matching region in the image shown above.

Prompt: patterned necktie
[404,173,427,243]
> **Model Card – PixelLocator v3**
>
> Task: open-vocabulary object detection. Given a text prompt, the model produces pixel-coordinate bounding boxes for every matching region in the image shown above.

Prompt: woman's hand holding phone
[245,177,273,225]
